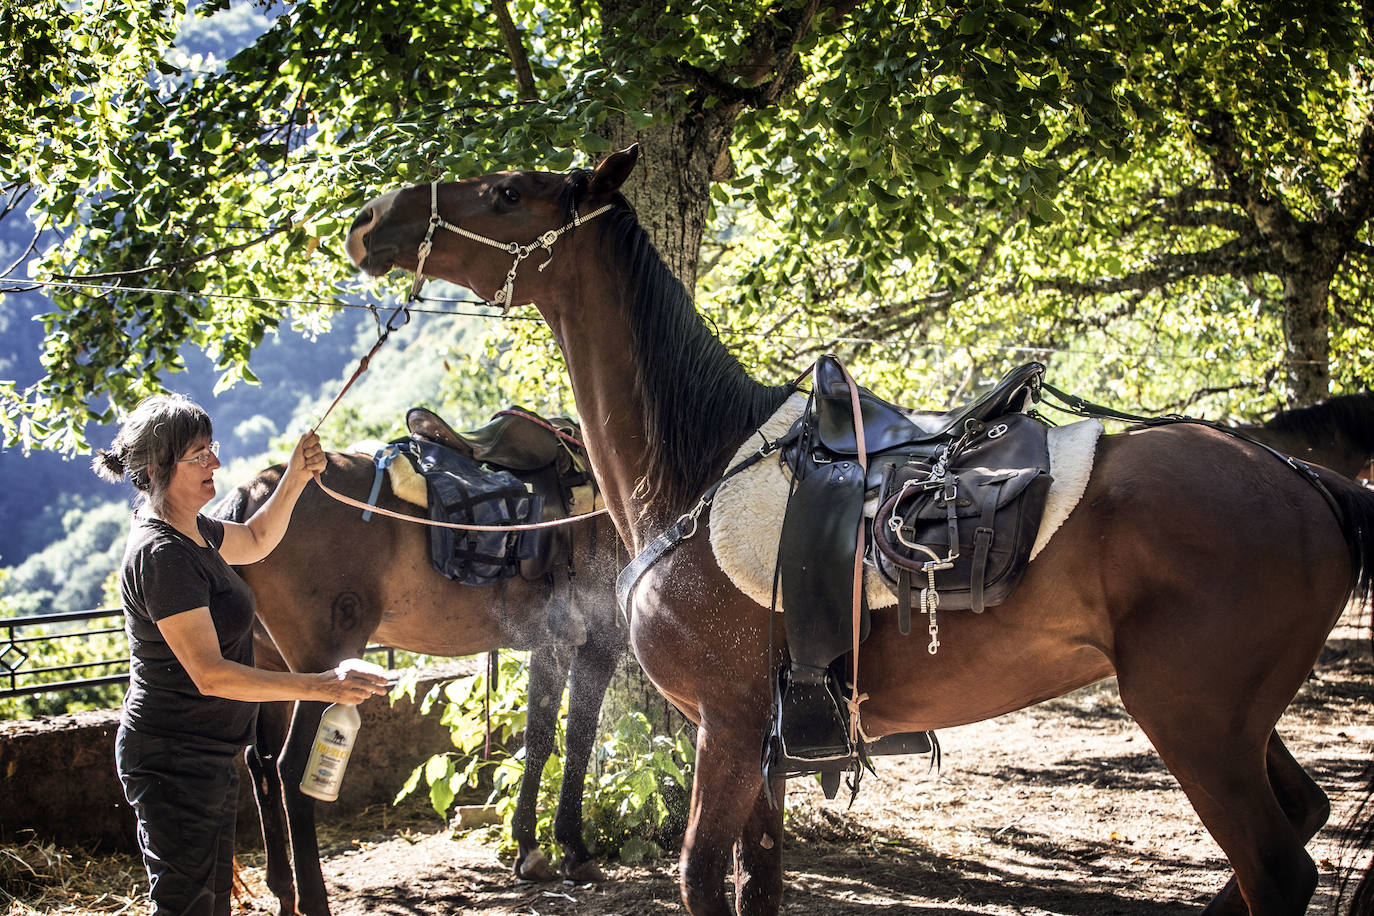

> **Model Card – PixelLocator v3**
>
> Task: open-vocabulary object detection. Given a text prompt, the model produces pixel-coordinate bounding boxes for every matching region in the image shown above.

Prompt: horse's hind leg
[554,625,624,881]
[512,645,572,881]
[246,700,298,915]
[1122,695,1317,915]
[1201,732,1330,915]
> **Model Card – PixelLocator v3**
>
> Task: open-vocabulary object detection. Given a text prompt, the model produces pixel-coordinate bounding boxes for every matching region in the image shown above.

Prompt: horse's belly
[852,552,1116,735]
[856,635,1116,735]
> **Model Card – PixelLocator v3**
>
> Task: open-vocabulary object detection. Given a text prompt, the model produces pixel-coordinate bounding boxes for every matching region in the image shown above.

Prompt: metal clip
[921,567,941,654]
[676,498,709,540]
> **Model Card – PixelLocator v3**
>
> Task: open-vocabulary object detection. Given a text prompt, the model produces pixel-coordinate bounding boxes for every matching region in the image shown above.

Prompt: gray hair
[92,394,213,517]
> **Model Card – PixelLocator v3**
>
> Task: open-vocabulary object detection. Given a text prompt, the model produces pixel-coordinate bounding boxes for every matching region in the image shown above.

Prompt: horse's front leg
[553,624,623,881]
[733,779,784,914]
[681,724,777,916]
[511,645,571,881]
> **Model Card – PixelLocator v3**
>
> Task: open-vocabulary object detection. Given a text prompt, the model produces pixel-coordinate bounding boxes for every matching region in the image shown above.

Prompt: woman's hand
[219,430,330,565]
[316,657,391,705]
[285,430,327,485]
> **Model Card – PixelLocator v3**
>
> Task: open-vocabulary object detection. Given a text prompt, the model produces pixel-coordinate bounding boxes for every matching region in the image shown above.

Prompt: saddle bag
[872,412,1052,614]
[401,438,541,586]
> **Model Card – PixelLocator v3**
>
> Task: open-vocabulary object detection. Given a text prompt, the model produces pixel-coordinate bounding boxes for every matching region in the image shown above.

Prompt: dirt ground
[214,620,1374,916]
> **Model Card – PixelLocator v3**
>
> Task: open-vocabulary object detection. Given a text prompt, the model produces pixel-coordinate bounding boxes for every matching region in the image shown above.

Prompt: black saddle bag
[872,412,1052,613]
[402,438,540,586]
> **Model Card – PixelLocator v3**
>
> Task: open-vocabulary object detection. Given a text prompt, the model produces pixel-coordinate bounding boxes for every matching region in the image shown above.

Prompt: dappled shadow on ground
[311,827,1215,916]
[983,752,1174,793]
[230,634,1373,916]
[785,834,1206,915]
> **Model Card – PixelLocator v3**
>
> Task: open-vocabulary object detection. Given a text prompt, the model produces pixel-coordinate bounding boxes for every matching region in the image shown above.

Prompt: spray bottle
[300,659,386,802]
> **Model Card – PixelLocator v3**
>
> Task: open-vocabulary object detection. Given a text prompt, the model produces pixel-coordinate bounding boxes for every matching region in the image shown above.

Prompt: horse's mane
[1261,392,1374,455]
[561,180,793,513]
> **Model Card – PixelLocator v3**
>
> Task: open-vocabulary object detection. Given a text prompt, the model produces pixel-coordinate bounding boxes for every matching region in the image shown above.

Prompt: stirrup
[762,667,856,799]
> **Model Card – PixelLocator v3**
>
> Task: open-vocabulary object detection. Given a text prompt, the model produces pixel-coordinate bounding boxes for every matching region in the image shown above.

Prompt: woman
[93,393,388,916]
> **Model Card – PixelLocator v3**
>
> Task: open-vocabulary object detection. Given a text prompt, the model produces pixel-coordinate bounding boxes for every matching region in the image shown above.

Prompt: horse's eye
[501,187,521,205]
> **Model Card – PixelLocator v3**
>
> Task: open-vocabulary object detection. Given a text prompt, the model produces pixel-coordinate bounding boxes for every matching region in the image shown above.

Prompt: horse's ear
[586,144,639,197]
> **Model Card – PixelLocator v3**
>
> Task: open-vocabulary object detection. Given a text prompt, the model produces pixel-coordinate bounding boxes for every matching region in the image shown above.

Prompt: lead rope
[833,360,870,749]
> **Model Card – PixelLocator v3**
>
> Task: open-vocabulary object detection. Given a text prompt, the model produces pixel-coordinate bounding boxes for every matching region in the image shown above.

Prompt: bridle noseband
[408,180,613,305]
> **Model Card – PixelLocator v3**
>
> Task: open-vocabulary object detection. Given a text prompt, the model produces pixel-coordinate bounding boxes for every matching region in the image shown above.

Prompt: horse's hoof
[562,858,605,883]
[515,848,559,882]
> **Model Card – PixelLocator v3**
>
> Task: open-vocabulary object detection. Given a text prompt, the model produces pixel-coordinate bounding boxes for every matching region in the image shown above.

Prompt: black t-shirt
[119,514,257,746]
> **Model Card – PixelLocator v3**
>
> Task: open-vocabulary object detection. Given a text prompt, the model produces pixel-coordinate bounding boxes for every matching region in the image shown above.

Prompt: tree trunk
[587,48,745,748]
[1279,271,1332,406]
[597,0,742,287]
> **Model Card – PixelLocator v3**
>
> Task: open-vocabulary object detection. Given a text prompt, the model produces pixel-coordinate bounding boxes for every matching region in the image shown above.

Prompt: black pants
[115,726,239,916]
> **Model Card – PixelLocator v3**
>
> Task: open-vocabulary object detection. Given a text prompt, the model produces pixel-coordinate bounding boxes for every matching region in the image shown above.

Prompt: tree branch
[50,227,286,282]
[0,218,43,280]
[1033,240,1272,297]
[490,0,538,100]
[1195,109,1298,241]
[673,0,857,109]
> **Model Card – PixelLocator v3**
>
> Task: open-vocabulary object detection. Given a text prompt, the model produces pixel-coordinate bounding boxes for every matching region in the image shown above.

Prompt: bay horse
[344,145,1374,915]
[214,447,623,916]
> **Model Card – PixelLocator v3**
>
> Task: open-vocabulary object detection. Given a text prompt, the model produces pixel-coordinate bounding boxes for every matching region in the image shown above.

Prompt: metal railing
[1,608,398,700]
[1,608,128,698]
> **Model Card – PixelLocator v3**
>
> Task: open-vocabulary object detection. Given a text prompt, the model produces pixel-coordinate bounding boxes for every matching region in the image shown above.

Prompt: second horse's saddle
[397,406,593,583]
[406,406,566,472]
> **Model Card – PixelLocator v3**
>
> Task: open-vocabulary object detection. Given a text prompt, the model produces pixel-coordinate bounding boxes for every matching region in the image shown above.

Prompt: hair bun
[92,448,126,484]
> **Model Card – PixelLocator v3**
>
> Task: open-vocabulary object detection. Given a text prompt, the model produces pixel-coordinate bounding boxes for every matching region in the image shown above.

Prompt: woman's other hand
[318,657,391,705]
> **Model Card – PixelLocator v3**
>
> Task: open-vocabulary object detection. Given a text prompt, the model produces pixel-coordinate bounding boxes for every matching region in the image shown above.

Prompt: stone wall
[0,662,474,853]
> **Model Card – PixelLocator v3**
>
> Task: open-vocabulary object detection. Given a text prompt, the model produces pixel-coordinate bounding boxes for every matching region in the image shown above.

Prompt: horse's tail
[1327,475,1374,914]
[1328,474,1374,613]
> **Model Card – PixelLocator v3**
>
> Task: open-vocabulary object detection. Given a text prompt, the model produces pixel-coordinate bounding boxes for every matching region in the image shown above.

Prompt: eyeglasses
[177,441,220,468]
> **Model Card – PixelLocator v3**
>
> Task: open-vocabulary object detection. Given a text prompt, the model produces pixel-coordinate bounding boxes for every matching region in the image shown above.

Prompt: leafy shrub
[395,651,694,863]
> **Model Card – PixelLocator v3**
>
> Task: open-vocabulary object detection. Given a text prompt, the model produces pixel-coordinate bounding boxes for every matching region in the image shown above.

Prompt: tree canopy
[2,0,1370,453]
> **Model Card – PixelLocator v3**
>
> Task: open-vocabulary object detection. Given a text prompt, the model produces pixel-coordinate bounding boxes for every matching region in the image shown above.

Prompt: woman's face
[165,437,221,512]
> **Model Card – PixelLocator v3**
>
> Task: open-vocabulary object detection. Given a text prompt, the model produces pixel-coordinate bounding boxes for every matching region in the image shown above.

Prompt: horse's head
[346,145,640,306]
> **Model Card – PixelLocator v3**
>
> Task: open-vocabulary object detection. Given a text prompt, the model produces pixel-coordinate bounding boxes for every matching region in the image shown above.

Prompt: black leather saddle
[788,360,1046,490]
[766,358,1048,791]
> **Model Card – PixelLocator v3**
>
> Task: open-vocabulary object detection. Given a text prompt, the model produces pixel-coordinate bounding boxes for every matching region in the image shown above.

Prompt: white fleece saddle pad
[708,394,1104,611]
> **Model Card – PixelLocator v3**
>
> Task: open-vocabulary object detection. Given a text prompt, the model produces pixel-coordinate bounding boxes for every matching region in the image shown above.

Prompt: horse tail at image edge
[1327,474,1374,915]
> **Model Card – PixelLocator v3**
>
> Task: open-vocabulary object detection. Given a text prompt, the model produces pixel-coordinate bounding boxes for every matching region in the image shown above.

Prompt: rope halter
[408,180,613,306]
